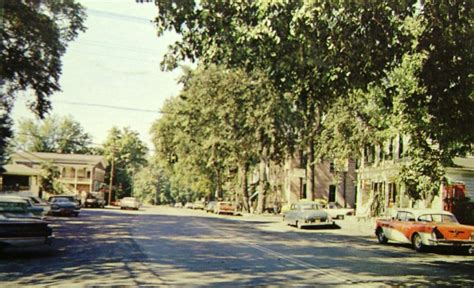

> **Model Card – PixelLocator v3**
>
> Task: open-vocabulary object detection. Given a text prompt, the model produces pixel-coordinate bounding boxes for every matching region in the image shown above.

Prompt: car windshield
[52,198,72,203]
[300,203,320,210]
[0,201,28,213]
[418,214,458,223]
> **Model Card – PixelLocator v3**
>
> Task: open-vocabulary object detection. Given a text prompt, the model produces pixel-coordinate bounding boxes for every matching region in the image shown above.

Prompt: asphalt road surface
[0,206,473,286]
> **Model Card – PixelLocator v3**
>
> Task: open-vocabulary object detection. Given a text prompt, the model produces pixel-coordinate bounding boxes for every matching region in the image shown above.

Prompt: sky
[11,0,183,149]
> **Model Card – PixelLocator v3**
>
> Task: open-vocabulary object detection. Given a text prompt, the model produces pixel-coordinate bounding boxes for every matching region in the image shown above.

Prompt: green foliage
[154,0,473,203]
[133,165,160,204]
[39,161,61,194]
[101,127,148,200]
[15,115,93,154]
[0,0,86,169]
[150,65,291,206]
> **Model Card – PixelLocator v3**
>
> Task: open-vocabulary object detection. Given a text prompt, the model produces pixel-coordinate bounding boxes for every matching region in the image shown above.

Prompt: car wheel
[296,221,303,229]
[376,228,388,244]
[412,233,426,252]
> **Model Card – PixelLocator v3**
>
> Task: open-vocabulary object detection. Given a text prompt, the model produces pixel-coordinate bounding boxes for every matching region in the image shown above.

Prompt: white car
[324,202,354,220]
[120,197,141,210]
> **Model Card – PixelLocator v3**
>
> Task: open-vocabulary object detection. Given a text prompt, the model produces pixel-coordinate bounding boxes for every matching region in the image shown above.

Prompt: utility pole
[108,151,115,206]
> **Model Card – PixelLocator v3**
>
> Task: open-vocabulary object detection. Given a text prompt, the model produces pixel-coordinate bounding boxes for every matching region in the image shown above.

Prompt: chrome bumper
[0,235,54,247]
[428,239,474,247]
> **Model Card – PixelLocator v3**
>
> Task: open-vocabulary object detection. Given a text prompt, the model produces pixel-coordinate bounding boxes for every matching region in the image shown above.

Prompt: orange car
[375,209,474,253]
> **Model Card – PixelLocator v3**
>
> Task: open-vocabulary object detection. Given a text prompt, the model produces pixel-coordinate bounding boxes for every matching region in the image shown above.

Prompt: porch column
[74,167,78,193]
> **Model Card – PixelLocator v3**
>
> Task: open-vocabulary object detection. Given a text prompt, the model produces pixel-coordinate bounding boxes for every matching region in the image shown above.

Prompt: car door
[285,204,297,224]
[388,211,412,243]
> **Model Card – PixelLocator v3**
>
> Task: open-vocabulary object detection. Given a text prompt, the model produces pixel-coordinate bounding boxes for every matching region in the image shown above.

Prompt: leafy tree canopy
[1,0,86,168]
[101,127,148,199]
[15,114,92,154]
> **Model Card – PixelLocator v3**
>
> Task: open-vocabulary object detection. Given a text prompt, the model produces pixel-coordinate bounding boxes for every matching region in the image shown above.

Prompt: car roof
[0,196,29,204]
[396,208,453,217]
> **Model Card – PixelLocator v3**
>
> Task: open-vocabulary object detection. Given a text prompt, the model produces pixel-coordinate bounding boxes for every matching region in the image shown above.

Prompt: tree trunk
[215,167,222,200]
[256,149,268,214]
[306,140,315,200]
[239,162,250,213]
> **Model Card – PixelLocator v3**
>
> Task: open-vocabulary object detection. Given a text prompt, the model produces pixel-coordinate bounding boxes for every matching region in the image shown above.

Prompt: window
[328,185,336,202]
[329,162,335,173]
[398,135,404,159]
[388,183,397,206]
[387,139,393,160]
[396,211,415,221]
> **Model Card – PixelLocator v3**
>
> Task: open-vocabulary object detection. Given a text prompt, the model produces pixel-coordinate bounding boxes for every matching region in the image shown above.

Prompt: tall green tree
[153,0,416,201]
[1,0,86,168]
[102,127,148,200]
[319,2,473,202]
[15,115,92,154]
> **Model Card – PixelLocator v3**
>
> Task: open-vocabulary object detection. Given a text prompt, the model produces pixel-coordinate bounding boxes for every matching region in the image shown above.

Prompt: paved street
[0,206,473,286]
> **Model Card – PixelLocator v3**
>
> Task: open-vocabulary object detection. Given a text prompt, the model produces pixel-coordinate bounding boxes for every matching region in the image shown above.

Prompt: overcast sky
[11,0,183,149]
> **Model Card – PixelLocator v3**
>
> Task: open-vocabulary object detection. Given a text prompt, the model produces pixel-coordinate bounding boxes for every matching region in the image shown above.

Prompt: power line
[67,48,159,63]
[87,8,155,25]
[77,40,161,54]
[54,101,187,115]
[55,101,162,113]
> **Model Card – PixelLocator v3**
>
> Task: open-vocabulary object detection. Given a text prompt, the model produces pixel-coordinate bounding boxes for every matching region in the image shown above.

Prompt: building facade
[282,157,356,208]
[355,135,474,217]
[1,152,107,197]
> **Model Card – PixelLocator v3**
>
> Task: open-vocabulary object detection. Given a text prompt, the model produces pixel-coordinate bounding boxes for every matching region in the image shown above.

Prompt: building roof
[12,152,107,168]
[2,164,40,176]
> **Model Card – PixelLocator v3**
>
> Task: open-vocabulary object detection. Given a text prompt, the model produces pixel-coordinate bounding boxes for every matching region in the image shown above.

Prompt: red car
[375,209,474,253]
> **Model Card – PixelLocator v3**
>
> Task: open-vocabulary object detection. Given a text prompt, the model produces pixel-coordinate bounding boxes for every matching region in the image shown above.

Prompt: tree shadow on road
[0,209,472,287]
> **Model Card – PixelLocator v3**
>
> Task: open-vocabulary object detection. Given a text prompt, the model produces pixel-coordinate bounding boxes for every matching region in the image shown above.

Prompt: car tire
[296,221,303,229]
[412,233,426,252]
[376,228,388,244]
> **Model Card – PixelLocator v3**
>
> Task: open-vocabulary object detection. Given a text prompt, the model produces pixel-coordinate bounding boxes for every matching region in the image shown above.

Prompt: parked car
[84,195,106,208]
[324,202,354,220]
[26,196,51,216]
[193,201,205,210]
[283,201,334,229]
[214,201,237,215]
[205,201,216,213]
[0,197,54,249]
[184,202,194,209]
[120,197,140,210]
[375,209,474,253]
[1,196,50,217]
[48,196,80,217]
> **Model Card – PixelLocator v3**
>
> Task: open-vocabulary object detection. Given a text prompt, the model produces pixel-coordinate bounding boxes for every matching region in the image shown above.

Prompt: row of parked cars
[0,194,83,250]
[179,201,239,215]
[0,193,142,251]
[284,199,474,254]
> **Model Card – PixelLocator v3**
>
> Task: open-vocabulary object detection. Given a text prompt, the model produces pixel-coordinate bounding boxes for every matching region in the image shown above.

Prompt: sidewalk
[333,216,376,237]
[238,212,376,238]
